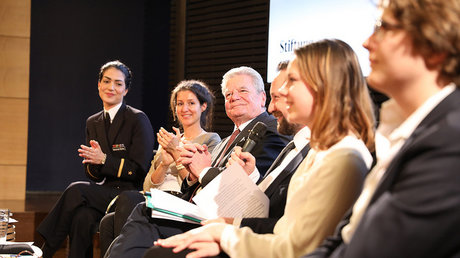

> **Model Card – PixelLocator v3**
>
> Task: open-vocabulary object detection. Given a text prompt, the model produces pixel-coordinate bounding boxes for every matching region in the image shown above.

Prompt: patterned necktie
[215,128,240,166]
[189,129,241,203]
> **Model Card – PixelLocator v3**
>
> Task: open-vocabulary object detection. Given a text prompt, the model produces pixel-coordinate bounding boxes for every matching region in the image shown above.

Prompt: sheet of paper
[150,210,201,224]
[192,163,269,219]
[2,242,33,245]
[146,189,207,224]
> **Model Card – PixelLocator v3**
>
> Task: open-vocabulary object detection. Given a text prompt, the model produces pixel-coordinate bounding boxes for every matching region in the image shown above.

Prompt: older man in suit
[105,66,289,258]
[178,66,294,200]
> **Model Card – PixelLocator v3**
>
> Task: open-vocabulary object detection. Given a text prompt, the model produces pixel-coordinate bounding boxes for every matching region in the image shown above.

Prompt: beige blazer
[221,136,373,258]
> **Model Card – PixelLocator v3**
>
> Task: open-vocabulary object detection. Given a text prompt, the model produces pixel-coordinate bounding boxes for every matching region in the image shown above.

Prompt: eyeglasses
[373,19,403,40]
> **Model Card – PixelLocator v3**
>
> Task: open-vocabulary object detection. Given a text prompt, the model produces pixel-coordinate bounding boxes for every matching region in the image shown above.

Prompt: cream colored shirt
[220,135,373,257]
[143,132,221,192]
[341,84,456,243]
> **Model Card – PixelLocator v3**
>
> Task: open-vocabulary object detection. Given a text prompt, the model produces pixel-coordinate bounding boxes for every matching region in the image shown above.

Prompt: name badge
[112,144,126,151]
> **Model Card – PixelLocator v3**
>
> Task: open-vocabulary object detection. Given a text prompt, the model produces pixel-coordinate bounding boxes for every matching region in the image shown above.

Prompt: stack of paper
[146,163,269,224]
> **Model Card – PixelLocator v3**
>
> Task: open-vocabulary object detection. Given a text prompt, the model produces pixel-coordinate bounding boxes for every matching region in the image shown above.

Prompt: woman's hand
[157,127,181,159]
[150,149,175,185]
[78,140,106,165]
[159,149,174,167]
[201,217,234,225]
[155,223,227,257]
[184,242,221,258]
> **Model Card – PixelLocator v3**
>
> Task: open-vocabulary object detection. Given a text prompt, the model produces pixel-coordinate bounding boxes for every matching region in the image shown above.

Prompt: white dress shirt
[104,102,122,123]
[257,126,310,192]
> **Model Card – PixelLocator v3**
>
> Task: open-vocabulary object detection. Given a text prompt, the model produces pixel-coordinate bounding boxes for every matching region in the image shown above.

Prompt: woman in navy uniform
[38,60,154,258]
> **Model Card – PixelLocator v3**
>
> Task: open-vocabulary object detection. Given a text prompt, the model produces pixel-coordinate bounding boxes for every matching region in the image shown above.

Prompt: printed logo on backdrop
[280,38,311,53]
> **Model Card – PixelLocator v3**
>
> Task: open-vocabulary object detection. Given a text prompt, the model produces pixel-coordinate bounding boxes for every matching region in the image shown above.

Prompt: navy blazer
[202,111,290,184]
[181,111,290,200]
[307,88,460,258]
[85,103,155,190]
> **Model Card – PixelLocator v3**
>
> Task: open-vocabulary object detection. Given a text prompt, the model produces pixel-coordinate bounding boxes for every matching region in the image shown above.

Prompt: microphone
[223,122,267,165]
[240,121,267,153]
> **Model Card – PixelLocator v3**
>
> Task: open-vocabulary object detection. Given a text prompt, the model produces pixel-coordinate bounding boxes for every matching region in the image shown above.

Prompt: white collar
[292,126,311,150]
[379,83,456,143]
[233,116,257,132]
[104,102,123,122]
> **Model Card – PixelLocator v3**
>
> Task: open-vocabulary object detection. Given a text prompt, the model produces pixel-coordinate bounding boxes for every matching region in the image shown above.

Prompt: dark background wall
[27,0,271,192]
[27,0,386,192]
[27,0,171,191]
[180,0,270,137]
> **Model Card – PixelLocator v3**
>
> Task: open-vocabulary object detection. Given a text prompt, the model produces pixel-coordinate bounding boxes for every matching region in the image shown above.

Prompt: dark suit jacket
[85,103,155,190]
[181,111,290,200]
[37,104,155,255]
[307,88,460,258]
[241,143,310,234]
[202,111,290,185]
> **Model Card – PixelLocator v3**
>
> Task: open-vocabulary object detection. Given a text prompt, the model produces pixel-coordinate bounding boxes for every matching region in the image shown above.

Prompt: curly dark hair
[170,80,215,130]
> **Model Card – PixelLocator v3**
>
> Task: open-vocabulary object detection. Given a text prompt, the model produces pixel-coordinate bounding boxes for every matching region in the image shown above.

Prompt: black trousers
[143,246,229,258]
[37,181,130,258]
[105,202,199,258]
[99,190,145,257]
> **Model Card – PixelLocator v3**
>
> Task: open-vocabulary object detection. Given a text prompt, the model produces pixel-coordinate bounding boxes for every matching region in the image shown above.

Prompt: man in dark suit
[305,0,460,257]
[179,66,292,198]
[105,66,289,258]
[179,111,287,201]
[37,61,154,258]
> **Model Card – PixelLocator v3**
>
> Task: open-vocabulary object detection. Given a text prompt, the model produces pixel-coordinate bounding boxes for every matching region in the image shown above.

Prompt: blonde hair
[294,39,375,151]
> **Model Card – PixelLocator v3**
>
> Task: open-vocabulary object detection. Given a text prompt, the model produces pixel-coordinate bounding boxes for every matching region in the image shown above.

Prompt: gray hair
[221,66,265,96]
